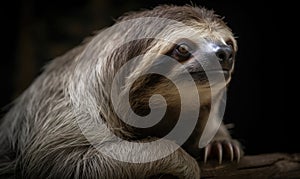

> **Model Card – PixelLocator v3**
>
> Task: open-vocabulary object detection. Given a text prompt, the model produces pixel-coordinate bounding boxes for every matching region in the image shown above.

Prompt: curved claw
[216,142,223,164]
[232,141,241,163]
[204,144,211,164]
[224,140,234,162]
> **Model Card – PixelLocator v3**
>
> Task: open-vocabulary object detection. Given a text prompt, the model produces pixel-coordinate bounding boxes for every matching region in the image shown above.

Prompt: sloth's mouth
[190,70,230,78]
[190,70,231,87]
[204,69,229,74]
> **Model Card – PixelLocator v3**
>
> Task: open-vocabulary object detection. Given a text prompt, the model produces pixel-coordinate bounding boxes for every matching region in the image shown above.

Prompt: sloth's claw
[203,143,211,163]
[232,140,242,163]
[216,142,223,164]
[224,140,234,162]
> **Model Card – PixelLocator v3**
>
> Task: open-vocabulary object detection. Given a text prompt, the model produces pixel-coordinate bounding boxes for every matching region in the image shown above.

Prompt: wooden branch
[2,153,299,178]
[199,153,300,179]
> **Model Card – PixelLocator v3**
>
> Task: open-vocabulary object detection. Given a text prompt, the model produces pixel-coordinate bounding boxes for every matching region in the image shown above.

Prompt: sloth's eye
[177,44,189,55]
[226,40,234,50]
[174,43,191,60]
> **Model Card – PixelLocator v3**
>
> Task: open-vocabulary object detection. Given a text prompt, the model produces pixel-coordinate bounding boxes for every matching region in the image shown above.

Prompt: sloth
[0,4,243,179]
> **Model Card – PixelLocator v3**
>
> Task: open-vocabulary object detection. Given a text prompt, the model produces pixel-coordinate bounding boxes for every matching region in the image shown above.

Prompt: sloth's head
[73,5,237,140]
[104,5,237,107]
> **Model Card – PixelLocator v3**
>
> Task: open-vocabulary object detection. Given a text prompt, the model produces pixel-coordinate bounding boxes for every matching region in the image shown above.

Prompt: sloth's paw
[202,139,243,164]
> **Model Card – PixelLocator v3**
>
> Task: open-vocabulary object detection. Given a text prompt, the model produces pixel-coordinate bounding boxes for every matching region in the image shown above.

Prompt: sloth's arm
[17,137,200,179]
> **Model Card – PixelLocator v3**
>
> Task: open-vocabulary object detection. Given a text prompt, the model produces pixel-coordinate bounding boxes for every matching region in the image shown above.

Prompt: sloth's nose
[215,44,233,63]
[208,43,234,70]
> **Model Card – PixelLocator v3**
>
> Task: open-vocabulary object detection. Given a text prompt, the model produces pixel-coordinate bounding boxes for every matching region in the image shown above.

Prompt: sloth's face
[168,38,236,88]
[127,36,237,140]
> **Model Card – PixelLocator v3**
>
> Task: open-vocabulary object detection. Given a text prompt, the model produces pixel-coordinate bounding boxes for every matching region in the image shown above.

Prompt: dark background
[0,0,290,155]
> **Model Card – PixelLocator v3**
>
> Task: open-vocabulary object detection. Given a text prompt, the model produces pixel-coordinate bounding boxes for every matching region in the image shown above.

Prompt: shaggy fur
[0,5,239,178]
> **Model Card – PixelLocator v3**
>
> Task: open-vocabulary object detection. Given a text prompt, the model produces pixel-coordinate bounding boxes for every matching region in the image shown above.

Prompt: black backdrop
[0,0,291,155]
